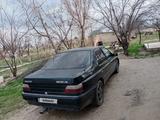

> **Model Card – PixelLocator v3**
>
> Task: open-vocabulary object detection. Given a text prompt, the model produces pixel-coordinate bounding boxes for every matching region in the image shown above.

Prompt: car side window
[95,49,105,64]
[101,48,111,57]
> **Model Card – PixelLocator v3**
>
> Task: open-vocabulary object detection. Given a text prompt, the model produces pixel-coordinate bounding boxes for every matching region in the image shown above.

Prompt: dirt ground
[6,57,160,120]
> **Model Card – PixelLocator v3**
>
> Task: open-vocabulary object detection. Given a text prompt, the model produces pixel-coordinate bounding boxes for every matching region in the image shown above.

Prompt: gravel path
[7,57,160,120]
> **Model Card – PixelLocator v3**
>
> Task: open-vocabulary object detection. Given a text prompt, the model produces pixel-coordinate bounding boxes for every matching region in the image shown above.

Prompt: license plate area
[38,98,58,104]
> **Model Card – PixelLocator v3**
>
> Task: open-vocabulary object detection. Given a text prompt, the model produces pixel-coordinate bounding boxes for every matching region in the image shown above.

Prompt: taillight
[23,84,31,92]
[64,83,83,94]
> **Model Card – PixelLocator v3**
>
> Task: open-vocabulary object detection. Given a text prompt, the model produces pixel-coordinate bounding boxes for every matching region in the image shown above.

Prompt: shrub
[128,43,143,56]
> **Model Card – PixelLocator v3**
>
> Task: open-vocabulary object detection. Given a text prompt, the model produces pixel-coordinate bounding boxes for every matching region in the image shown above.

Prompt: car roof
[63,46,103,52]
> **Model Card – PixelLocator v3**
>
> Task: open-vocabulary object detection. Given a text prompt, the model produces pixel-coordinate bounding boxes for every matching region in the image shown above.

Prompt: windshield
[43,50,91,69]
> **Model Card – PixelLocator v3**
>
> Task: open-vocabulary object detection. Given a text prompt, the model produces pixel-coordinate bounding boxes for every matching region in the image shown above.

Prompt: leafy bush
[128,43,143,56]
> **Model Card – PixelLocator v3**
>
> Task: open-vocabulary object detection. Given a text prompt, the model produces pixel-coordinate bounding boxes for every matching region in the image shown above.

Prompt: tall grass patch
[128,43,143,56]
[0,80,25,119]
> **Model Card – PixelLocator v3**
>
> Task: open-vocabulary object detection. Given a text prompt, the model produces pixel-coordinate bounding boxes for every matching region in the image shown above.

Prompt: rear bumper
[22,87,96,111]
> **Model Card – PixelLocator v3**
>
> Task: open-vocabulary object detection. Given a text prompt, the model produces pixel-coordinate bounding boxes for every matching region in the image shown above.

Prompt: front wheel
[93,80,104,106]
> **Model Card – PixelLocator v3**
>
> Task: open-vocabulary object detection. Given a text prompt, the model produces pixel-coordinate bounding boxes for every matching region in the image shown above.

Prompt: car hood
[24,68,85,84]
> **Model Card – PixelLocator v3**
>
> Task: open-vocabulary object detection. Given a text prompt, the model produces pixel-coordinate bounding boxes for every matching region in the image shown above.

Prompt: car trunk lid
[24,68,84,94]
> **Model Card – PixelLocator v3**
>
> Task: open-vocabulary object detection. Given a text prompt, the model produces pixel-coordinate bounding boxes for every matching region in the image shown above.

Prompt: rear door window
[101,48,111,57]
[94,49,105,64]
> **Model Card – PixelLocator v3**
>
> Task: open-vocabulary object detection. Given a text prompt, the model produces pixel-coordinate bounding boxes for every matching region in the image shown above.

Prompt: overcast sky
[0,0,60,15]
[0,0,156,34]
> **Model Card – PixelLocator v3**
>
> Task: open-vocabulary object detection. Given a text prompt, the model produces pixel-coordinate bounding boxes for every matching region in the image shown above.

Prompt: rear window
[43,50,91,69]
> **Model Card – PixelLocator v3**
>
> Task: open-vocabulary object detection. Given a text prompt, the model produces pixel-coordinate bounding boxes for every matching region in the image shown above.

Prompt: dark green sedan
[22,46,119,111]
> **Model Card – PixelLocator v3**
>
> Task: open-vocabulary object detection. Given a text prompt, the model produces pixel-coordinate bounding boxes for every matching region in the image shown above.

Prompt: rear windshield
[43,50,91,69]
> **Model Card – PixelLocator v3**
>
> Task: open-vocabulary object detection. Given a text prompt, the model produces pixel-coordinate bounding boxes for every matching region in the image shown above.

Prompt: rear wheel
[93,80,104,106]
[114,61,119,73]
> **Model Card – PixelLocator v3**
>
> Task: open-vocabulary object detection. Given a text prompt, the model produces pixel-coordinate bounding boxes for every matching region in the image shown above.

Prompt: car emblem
[56,81,68,84]
[25,80,32,83]
[45,92,48,95]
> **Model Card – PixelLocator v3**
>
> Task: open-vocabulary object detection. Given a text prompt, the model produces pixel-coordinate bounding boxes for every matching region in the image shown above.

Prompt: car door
[101,47,116,77]
[94,48,109,83]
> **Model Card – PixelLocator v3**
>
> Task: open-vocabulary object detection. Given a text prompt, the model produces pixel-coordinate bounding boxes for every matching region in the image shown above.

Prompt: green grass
[128,32,160,57]
[0,60,45,119]
[132,32,159,44]
[128,42,143,56]
[0,49,52,71]
[1,60,43,81]
[0,79,25,119]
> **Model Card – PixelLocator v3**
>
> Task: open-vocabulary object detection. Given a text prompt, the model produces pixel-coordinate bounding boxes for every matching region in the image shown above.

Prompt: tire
[93,80,104,106]
[114,61,119,73]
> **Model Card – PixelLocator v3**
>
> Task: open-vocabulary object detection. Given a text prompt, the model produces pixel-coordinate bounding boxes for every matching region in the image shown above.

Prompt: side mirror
[114,53,118,56]
[110,52,118,56]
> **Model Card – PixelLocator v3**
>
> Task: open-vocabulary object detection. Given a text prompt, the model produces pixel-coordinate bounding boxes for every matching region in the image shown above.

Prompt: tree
[94,0,149,55]
[45,7,74,49]
[63,0,92,47]
[19,0,74,53]
[34,36,41,56]
[0,9,29,77]
[134,19,146,45]
[149,0,160,41]
[24,36,31,56]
